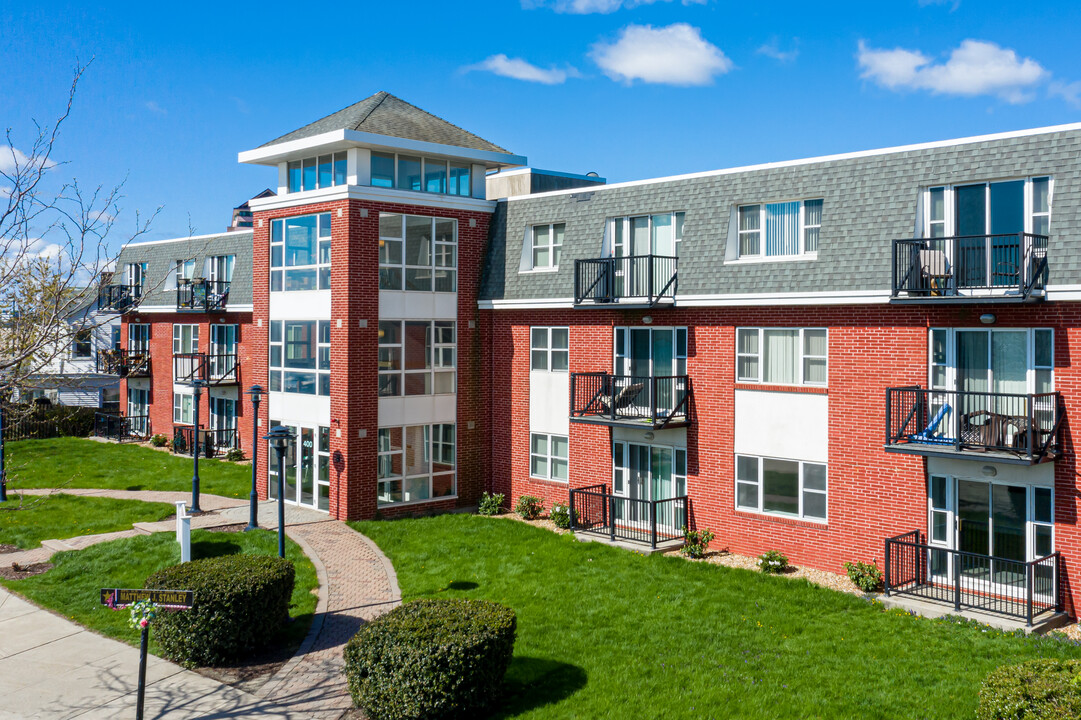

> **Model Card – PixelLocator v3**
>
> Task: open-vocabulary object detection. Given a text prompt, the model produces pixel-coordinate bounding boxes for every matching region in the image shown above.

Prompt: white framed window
[926,327,1054,394]
[736,455,827,521]
[530,433,568,482]
[736,328,827,386]
[287,152,347,193]
[173,259,196,288]
[370,152,472,197]
[530,223,564,270]
[378,213,457,292]
[172,324,200,355]
[610,212,684,258]
[173,392,194,425]
[269,320,330,395]
[530,327,569,372]
[378,320,456,396]
[129,324,150,354]
[737,199,823,259]
[270,213,331,292]
[207,255,235,283]
[126,262,147,295]
[71,328,92,358]
[377,424,456,505]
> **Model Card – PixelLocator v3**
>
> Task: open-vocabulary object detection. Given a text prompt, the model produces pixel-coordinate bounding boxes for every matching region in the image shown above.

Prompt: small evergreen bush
[145,554,295,667]
[515,495,543,520]
[756,549,789,574]
[224,447,246,462]
[149,433,168,447]
[549,502,575,529]
[844,560,884,592]
[977,659,1081,720]
[681,526,715,559]
[344,599,517,720]
[477,491,505,516]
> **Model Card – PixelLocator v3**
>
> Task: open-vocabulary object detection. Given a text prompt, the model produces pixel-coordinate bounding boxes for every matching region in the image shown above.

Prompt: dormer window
[287,153,347,193]
[737,199,822,259]
[370,152,473,197]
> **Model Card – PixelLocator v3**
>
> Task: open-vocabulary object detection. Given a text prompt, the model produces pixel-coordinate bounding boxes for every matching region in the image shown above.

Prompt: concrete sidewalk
[0,589,305,720]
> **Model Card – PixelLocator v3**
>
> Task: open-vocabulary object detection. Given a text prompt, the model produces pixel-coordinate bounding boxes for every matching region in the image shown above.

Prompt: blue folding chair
[908,403,953,444]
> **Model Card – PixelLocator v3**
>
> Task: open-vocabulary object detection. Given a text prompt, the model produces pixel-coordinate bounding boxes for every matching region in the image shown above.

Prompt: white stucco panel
[529,371,569,436]
[734,389,829,462]
[378,394,457,427]
[378,291,458,320]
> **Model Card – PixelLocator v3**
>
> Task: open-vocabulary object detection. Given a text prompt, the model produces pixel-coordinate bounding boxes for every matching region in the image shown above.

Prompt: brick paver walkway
[2,488,400,718]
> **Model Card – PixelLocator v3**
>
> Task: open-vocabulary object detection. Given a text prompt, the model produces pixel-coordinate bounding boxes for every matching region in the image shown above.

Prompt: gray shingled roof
[113,231,253,308]
[481,128,1081,301]
[259,91,510,154]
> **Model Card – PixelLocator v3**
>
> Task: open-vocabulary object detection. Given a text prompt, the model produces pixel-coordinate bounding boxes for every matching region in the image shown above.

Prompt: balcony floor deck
[570,414,691,430]
[879,593,1068,635]
[883,442,1053,466]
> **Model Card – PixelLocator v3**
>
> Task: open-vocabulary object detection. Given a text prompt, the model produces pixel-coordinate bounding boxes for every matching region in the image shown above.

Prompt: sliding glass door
[954,181,1025,288]
[613,443,687,530]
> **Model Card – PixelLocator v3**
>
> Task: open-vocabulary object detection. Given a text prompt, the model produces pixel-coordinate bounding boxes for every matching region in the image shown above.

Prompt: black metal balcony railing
[570,373,691,429]
[574,255,677,306]
[569,483,689,549]
[93,412,150,442]
[176,279,230,312]
[885,386,1062,463]
[96,349,151,377]
[172,426,238,458]
[173,353,239,385]
[885,530,1061,626]
[891,234,1048,301]
[98,284,141,313]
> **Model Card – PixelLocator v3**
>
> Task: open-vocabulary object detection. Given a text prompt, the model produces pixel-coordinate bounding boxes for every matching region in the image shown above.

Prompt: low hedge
[145,554,295,667]
[977,659,1081,720]
[344,598,517,720]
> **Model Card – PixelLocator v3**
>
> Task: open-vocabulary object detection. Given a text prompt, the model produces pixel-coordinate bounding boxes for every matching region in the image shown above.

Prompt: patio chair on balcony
[607,382,645,413]
[919,249,952,296]
[207,284,229,310]
[907,403,952,444]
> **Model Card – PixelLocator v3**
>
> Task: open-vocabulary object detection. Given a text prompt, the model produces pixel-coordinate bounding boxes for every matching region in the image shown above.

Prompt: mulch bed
[0,562,53,580]
[0,544,19,554]
[203,523,247,534]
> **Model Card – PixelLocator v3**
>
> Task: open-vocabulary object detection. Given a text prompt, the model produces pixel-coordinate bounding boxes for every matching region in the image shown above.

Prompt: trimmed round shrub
[977,659,1081,720]
[344,599,517,720]
[145,554,295,667]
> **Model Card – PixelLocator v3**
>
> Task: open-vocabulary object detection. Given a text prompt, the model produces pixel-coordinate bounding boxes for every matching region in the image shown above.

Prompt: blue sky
[3,0,1080,248]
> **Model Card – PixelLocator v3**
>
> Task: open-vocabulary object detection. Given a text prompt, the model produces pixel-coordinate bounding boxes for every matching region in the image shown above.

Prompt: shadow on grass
[495,656,587,718]
[191,539,243,559]
[445,580,479,591]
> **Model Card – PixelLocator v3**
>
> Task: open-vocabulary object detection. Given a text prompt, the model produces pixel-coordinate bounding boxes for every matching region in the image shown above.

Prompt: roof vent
[572,192,594,202]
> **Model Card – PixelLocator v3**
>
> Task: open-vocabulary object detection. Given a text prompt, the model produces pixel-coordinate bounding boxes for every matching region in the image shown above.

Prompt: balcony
[885,387,1062,464]
[96,349,150,377]
[568,484,688,551]
[173,353,239,385]
[93,412,150,442]
[171,426,238,458]
[570,373,692,429]
[98,284,141,313]
[176,279,230,313]
[574,255,677,307]
[891,234,1048,303]
[884,531,1063,629]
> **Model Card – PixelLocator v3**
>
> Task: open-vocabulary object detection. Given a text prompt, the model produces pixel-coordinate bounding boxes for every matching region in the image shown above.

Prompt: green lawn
[5,438,251,498]
[0,493,175,548]
[1,529,318,659]
[350,514,1081,720]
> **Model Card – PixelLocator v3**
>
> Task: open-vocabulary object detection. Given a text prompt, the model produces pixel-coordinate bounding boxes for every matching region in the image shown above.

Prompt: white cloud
[857,39,1047,103]
[464,54,579,85]
[918,0,960,8]
[145,100,167,115]
[0,147,59,175]
[1049,80,1081,108]
[591,23,731,86]
[524,0,705,14]
[757,39,798,63]
[26,238,62,260]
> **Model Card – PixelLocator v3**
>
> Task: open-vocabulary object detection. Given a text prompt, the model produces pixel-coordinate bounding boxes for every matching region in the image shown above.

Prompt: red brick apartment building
[99,92,1081,627]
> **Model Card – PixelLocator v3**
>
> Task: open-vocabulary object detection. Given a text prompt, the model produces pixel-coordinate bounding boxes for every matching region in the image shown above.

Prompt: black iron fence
[892,233,1048,299]
[570,373,691,429]
[172,426,238,458]
[3,403,97,440]
[574,255,677,305]
[886,386,1061,461]
[98,284,140,312]
[96,349,151,377]
[884,530,1060,626]
[568,483,688,549]
[93,412,150,442]
[176,279,231,312]
[173,353,238,384]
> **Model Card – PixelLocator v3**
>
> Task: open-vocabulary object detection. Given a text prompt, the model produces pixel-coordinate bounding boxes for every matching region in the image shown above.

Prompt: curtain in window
[765,202,799,256]
[763,329,798,384]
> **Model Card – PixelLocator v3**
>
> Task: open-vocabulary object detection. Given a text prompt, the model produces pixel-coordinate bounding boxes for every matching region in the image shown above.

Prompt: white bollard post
[175,501,191,563]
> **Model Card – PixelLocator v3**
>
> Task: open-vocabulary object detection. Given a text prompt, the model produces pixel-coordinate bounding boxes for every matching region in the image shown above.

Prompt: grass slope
[1,529,318,658]
[5,438,250,498]
[0,493,175,548]
[350,514,1081,720]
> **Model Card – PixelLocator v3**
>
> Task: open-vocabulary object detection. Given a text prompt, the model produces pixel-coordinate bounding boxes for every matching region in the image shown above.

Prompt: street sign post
[101,588,193,719]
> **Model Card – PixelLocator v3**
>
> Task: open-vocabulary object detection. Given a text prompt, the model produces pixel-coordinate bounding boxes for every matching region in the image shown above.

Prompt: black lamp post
[245,384,264,532]
[190,379,205,513]
[263,425,295,559]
